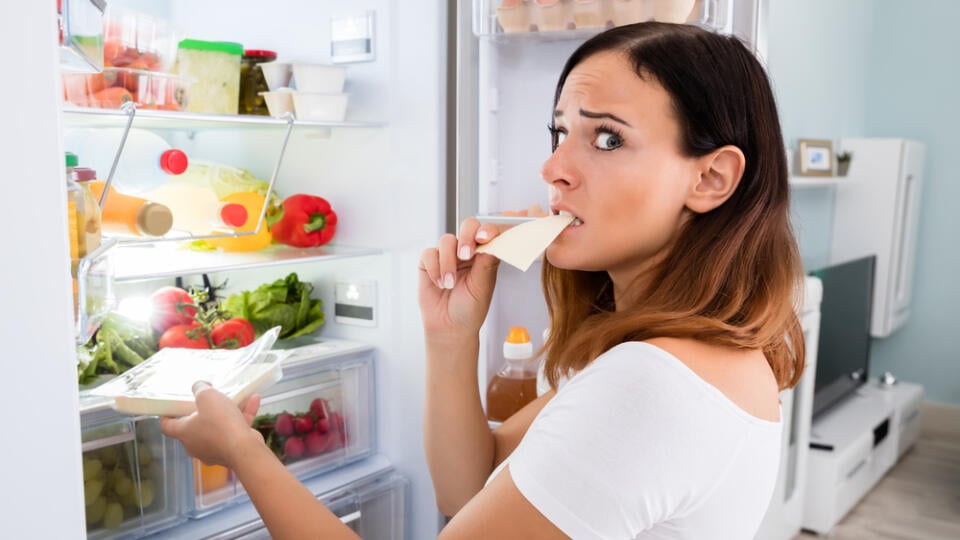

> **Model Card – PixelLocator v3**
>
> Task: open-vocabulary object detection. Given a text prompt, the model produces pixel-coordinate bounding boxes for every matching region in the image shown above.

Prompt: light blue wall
[862,0,960,405]
[768,1,960,404]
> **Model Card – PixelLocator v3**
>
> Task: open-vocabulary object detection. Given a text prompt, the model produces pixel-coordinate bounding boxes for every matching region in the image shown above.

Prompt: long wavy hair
[541,22,805,391]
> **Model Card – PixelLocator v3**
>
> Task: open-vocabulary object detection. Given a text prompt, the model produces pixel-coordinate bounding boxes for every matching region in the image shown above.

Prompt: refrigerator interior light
[116,295,153,322]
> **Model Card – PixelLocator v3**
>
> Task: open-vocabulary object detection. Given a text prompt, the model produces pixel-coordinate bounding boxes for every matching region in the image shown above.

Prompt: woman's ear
[685,145,745,214]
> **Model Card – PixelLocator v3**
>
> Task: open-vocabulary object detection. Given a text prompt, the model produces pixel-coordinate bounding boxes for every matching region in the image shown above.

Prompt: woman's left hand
[160,381,264,468]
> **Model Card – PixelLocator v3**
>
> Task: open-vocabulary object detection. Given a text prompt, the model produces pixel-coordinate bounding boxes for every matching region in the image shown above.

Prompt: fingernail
[458,245,470,260]
[443,273,455,289]
[476,230,489,241]
[192,380,212,396]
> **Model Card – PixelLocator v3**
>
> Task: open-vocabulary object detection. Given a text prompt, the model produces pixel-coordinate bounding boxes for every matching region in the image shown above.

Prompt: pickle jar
[239,49,278,115]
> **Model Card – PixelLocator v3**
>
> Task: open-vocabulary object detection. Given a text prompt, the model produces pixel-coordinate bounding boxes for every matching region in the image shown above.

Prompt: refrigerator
[1,0,782,538]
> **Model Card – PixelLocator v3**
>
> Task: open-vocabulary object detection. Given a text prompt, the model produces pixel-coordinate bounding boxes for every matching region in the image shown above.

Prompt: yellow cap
[506,327,530,344]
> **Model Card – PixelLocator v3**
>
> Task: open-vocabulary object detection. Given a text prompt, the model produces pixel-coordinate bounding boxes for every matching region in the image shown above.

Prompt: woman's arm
[160,384,358,540]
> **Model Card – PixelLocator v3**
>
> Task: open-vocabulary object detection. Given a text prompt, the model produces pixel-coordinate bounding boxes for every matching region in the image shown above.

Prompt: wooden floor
[794,402,960,539]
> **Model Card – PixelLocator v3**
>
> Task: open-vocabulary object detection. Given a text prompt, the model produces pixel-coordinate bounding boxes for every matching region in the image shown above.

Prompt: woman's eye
[594,131,623,150]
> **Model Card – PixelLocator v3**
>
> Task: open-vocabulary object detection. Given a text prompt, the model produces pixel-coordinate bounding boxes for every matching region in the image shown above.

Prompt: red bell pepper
[270,194,338,248]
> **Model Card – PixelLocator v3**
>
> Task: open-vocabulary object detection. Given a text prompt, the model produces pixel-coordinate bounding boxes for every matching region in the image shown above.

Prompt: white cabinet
[830,138,925,337]
[755,276,822,540]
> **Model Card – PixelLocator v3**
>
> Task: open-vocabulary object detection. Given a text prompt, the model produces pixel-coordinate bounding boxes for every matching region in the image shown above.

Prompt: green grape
[121,485,139,508]
[84,479,104,506]
[138,479,155,508]
[82,459,102,482]
[113,474,133,497]
[85,496,107,525]
[99,446,119,468]
[103,502,124,530]
[138,445,153,467]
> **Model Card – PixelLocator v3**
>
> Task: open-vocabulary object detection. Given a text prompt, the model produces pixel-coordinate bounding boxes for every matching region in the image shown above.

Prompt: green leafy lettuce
[223,273,324,339]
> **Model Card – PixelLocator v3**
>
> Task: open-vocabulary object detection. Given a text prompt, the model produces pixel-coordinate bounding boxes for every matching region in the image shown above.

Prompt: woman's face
[543,51,700,287]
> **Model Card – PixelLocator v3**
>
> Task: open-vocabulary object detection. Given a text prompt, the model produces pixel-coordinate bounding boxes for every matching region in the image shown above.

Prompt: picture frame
[798,139,834,176]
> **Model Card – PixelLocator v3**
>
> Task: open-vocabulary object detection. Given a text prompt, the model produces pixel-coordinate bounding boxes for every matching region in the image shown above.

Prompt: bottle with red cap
[486,326,539,423]
[63,128,189,195]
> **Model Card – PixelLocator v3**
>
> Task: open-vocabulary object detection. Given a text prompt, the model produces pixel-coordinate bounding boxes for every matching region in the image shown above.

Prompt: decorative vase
[837,160,851,176]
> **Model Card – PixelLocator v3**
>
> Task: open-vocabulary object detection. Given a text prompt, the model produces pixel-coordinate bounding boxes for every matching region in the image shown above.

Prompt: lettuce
[223,273,324,339]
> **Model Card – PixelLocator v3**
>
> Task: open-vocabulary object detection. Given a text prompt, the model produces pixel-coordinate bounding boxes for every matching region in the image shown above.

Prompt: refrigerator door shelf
[187,348,376,517]
[80,415,184,539]
[62,106,386,131]
[474,0,727,39]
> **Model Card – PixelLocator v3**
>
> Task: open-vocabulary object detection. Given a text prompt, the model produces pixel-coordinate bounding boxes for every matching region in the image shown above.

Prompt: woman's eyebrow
[553,108,632,127]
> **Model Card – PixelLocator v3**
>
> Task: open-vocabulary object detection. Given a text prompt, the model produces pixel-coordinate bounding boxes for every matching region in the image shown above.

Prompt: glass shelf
[62,106,385,131]
[113,243,383,282]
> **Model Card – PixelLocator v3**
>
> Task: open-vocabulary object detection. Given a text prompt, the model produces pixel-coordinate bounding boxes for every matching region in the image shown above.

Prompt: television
[809,255,877,418]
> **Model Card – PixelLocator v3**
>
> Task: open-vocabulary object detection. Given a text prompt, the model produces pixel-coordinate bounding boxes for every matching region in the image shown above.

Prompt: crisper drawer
[188,349,376,517]
[81,415,182,539]
[322,473,408,540]
[227,471,408,540]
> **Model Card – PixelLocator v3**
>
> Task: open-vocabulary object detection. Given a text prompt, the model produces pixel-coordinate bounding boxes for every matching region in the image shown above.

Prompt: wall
[862,0,960,405]
[768,1,960,404]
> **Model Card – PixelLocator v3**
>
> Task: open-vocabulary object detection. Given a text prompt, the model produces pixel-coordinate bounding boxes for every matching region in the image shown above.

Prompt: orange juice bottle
[206,191,273,252]
[65,153,81,316]
[486,327,538,422]
[88,180,174,237]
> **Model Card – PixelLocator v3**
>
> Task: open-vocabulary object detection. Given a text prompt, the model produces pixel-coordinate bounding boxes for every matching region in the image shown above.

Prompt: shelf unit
[788,175,852,188]
[113,243,383,283]
[62,106,385,131]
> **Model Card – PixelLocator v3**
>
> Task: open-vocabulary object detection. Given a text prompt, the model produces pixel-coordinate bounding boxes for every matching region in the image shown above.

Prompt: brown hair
[541,22,805,391]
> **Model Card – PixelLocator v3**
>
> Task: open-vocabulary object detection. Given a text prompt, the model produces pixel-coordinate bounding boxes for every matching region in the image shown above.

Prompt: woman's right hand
[418,218,502,341]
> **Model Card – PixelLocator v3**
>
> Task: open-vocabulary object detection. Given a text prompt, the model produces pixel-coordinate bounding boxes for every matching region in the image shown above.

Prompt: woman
[162,22,805,539]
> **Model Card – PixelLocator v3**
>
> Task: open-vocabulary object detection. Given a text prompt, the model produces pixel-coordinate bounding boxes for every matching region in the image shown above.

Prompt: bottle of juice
[486,327,538,422]
[65,153,82,316]
[205,191,273,252]
[71,168,102,257]
[88,180,174,237]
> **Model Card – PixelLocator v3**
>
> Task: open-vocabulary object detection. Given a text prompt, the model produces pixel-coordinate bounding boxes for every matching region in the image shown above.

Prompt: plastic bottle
[205,191,273,252]
[88,180,174,237]
[486,327,539,422]
[71,167,102,257]
[62,128,189,194]
[65,153,82,316]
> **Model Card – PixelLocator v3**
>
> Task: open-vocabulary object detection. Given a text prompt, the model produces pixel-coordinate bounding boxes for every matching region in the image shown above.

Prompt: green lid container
[177,39,244,56]
[65,152,79,168]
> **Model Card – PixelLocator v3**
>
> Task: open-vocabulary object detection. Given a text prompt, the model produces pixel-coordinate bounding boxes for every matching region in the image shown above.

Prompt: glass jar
[239,49,277,115]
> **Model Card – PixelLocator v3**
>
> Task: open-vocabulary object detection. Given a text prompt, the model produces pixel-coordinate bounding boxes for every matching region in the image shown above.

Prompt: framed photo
[798,139,834,176]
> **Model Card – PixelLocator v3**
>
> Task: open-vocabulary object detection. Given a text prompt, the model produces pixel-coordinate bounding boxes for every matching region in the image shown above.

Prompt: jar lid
[243,49,277,59]
[65,152,78,168]
[178,39,244,56]
[72,167,97,181]
[159,149,189,175]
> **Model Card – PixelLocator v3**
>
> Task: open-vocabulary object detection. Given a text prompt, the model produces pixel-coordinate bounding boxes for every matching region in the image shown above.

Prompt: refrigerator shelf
[63,106,385,131]
[473,0,727,39]
[112,243,383,282]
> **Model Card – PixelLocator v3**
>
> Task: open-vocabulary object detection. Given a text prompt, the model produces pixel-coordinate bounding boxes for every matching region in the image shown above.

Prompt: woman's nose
[540,142,578,191]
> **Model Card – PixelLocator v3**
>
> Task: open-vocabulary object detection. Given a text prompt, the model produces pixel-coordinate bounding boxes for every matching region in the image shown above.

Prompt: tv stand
[801,380,923,534]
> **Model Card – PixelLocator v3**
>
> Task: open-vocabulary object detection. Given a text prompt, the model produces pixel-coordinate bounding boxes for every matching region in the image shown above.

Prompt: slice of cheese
[475,214,575,271]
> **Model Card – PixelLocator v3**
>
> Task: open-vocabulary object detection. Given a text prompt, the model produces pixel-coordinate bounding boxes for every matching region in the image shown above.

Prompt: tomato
[210,318,256,349]
[158,323,210,349]
[149,286,197,333]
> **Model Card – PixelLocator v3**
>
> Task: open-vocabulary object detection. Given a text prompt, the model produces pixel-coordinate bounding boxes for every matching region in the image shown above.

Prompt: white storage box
[186,339,376,517]
[80,411,183,539]
[322,472,409,539]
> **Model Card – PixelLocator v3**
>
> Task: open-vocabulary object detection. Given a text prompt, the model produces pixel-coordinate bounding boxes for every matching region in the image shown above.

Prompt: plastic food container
[239,49,278,115]
[79,412,182,539]
[292,63,346,93]
[259,61,293,91]
[62,68,189,111]
[292,92,349,122]
[103,6,178,72]
[259,89,295,118]
[187,339,376,517]
[175,39,243,114]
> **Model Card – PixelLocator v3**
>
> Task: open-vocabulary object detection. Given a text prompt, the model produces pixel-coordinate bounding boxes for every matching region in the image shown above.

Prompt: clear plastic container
[474,0,725,37]
[187,340,376,517]
[176,39,244,114]
[79,414,183,539]
[62,68,190,111]
[103,5,178,72]
[321,472,408,539]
